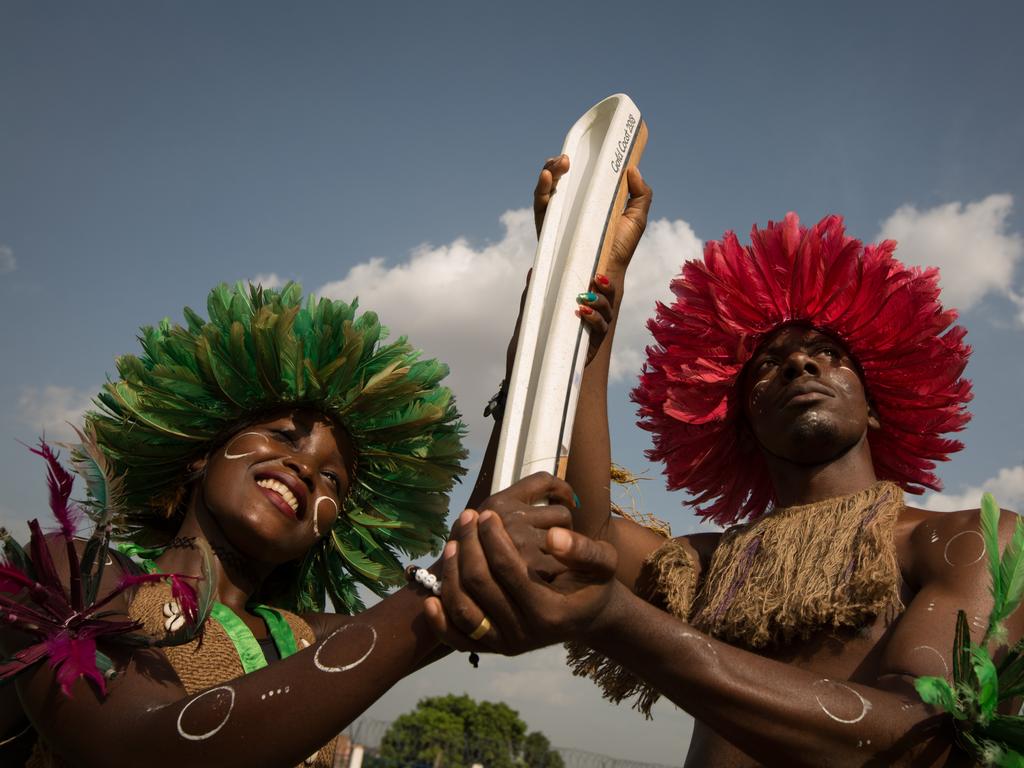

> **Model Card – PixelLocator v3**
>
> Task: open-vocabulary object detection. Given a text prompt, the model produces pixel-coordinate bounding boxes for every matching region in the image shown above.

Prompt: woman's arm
[550,162,657,580]
[9,535,442,768]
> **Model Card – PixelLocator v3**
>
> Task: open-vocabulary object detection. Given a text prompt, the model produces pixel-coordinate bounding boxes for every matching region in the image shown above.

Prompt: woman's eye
[757,359,778,373]
[322,471,340,491]
[269,429,296,445]
[816,347,839,360]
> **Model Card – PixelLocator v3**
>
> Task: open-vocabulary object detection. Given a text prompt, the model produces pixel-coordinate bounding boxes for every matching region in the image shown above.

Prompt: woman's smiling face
[195,409,354,565]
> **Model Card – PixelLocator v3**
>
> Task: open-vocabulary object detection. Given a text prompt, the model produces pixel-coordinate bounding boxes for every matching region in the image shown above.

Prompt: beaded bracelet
[405,564,442,595]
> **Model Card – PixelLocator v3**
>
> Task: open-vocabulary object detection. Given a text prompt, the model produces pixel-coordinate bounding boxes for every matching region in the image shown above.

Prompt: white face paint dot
[943,530,986,567]
[314,624,377,673]
[177,686,235,741]
[812,679,873,725]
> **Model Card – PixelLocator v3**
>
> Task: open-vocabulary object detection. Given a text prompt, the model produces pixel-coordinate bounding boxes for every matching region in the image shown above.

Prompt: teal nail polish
[572,493,581,508]
[576,292,597,304]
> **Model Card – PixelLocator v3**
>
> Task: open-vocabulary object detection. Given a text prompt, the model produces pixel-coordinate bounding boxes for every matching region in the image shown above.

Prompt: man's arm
[429,504,1023,767]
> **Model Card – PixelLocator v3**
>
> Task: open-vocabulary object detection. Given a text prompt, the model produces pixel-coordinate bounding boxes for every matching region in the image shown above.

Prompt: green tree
[376,694,563,768]
[521,731,564,768]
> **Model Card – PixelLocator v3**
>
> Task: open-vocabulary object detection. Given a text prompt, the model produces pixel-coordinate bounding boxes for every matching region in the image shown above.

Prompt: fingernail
[549,527,572,553]
[445,541,457,559]
[478,510,494,523]
[460,509,475,526]
[576,305,593,316]
[595,274,610,286]
[576,292,597,304]
[572,493,580,508]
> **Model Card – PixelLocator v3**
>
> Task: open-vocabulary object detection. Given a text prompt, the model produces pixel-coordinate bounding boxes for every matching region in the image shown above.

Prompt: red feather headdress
[632,212,973,526]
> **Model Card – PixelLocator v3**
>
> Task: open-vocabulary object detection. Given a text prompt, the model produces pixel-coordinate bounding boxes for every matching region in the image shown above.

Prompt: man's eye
[757,359,778,373]
[816,347,840,360]
[269,429,296,444]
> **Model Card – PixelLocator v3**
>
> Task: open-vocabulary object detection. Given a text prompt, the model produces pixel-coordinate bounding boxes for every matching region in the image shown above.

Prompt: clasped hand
[425,473,620,656]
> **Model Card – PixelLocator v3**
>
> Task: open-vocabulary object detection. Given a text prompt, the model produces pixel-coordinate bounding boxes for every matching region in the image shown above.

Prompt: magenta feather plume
[28,440,80,540]
[46,631,106,697]
[0,443,209,697]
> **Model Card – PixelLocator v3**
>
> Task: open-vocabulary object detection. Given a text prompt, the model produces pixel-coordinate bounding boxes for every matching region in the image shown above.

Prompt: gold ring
[468,616,492,640]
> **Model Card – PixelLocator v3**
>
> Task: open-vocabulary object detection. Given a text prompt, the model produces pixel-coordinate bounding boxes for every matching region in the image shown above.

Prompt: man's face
[742,326,879,465]
[196,409,354,565]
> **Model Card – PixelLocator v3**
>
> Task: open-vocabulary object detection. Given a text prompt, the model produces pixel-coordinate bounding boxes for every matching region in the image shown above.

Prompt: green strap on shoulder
[252,605,299,659]
[118,547,300,670]
[209,604,298,673]
[210,603,270,673]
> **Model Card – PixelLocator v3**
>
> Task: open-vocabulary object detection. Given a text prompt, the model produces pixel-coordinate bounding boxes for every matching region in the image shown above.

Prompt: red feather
[632,212,972,526]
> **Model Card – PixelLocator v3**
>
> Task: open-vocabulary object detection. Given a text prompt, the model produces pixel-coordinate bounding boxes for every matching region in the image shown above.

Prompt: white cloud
[0,245,15,274]
[248,272,286,289]
[877,194,1023,315]
[611,217,702,381]
[318,209,697,447]
[919,465,1024,513]
[17,385,95,441]
[488,645,575,706]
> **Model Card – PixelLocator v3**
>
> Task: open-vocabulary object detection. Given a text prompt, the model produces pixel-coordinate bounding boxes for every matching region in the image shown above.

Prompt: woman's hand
[533,155,652,280]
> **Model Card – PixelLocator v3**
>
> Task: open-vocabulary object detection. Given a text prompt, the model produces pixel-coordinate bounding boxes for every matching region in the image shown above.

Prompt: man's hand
[426,473,620,655]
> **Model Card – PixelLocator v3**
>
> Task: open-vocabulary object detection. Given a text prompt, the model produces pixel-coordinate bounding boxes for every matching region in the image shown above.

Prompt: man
[426,160,1020,766]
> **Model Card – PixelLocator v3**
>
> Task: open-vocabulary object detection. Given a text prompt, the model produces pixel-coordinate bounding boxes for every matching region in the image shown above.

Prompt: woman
[0,185,628,766]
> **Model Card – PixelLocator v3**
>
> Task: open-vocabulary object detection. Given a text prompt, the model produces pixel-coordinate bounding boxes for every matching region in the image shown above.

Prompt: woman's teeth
[256,478,299,515]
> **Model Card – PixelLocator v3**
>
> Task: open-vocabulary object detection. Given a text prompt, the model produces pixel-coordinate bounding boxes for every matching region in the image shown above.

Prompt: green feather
[972,646,1000,722]
[999,516,1024,629]
[915,676,962,718]
[982,494,1003,604]
[81,282,465,612]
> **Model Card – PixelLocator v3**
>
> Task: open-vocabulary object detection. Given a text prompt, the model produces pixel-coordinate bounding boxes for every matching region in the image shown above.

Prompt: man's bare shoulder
[898,504,1020,588]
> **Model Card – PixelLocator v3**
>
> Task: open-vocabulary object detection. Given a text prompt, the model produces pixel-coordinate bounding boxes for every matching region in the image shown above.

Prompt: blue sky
[2,2,1023,763]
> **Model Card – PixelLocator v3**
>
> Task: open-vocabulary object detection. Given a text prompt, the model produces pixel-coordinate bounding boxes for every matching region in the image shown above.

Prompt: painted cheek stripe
[223,432,269,460]
[313,496,338,538]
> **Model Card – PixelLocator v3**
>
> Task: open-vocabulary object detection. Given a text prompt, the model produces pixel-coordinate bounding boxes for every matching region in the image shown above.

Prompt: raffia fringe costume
[567,482,905,717]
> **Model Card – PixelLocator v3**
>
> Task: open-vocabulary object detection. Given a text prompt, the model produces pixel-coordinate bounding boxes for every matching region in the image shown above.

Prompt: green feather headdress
[82,282,466,614]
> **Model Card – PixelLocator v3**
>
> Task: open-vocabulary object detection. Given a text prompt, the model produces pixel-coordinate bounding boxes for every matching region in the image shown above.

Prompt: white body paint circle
[223,432,268,460]
[910,645,949,677]
[943,530,986,567]
[812,679,873,724]
[314,624,377,673]
[177,686,236,741]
